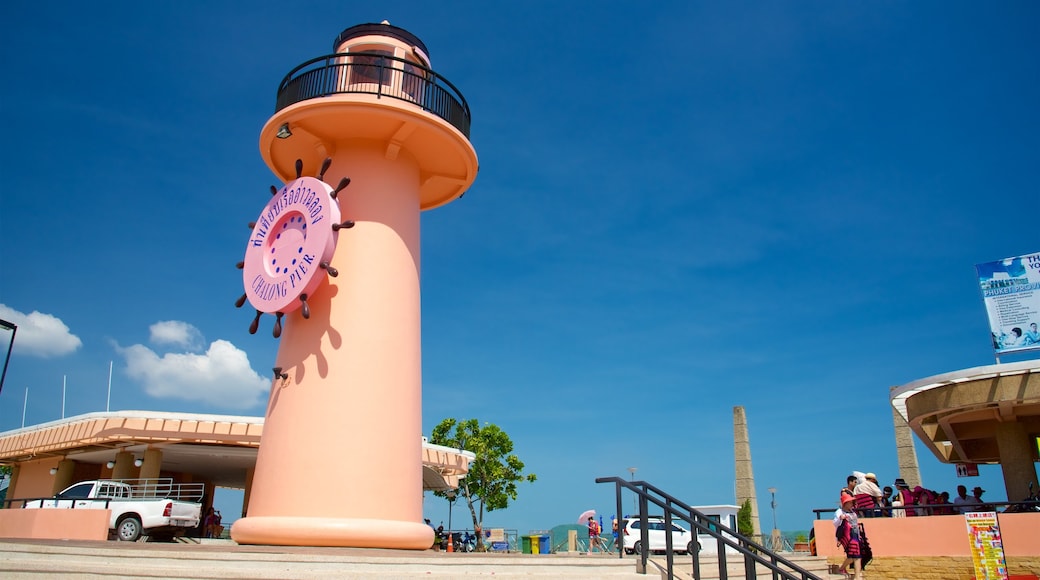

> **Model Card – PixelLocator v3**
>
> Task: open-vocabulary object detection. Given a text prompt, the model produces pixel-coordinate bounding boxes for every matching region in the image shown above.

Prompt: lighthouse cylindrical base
[232,516,433,549]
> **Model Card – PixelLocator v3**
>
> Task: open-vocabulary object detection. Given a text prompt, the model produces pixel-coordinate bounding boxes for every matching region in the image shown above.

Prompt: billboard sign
[975,252,1040,355]
[964,511,1008,580]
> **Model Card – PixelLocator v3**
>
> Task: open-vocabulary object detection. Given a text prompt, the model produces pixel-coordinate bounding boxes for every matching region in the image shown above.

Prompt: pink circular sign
[243,177,341,313]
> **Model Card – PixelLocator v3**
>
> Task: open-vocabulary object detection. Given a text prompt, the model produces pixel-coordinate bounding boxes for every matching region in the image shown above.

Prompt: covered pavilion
[890,359,1040,503]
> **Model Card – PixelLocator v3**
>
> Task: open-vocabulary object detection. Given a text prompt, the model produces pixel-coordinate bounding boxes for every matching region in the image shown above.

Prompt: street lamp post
[627,467,638,515]
[446,490,456,535]
[0,318,17,396]
[768,487,779,551]
[768,487,777,530]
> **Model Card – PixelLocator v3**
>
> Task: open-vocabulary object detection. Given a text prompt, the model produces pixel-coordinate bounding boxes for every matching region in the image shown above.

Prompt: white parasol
[577,509,596,524]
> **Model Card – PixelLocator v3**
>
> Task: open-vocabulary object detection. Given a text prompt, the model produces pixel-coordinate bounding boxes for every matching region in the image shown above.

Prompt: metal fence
[273,52,471,138]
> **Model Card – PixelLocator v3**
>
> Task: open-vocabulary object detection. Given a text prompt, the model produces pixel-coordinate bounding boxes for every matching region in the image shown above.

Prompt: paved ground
[0,539,645,579]
[0,538,839,579]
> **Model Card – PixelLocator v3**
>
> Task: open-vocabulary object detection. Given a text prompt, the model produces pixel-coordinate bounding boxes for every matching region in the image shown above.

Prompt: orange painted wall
[8,458,61,500]
[813,513,1040,557]
[0,508,110,540]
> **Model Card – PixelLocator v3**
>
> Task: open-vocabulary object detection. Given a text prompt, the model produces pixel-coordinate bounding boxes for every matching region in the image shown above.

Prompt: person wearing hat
[971,486,993,511]
[890,482,906,518]
[833,491,863,579]
[853,473,883,517]
[893,478,916,517]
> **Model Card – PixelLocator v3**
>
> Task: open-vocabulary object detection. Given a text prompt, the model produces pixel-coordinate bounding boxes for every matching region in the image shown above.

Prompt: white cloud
[149,320,204,351]
[119,339,269,410]
[0,304,82,358]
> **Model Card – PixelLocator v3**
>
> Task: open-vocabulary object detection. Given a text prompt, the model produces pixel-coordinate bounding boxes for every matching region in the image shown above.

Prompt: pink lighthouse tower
[232,21,477,548]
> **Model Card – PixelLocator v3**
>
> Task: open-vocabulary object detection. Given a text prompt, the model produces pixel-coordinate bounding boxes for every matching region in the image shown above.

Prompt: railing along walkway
[597,477,822,580]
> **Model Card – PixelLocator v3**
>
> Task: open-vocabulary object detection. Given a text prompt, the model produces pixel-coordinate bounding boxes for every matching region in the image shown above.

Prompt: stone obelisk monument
[733,405,761,536]
[891,404,923,488]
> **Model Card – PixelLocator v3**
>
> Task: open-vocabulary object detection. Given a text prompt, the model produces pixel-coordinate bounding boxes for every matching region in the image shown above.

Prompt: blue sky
[1,1,1038,536]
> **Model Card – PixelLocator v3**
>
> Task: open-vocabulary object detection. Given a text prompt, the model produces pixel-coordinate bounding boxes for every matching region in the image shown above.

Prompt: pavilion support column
[139,448,162,480]
[995,421,1039,503]
[52,459,77,494]
[892,406,922,488]
[112,451,135,480]
[6,464,21,500]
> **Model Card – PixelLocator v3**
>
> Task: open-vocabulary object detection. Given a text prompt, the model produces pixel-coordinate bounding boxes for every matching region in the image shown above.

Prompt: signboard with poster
[488,528,508,552]
[975,252,1040,356]
[964,512,1008,580]
[956,463,979,477]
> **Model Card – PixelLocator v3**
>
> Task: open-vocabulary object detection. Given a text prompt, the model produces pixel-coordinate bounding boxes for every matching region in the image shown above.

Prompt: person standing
[204,507,217,538]
[834,492,863,579]
[890,484,906,518]
[932,491,955,515]
[425,519,437,550]
[853,473,883,517]
[912,486,933,516]
[971,487,993,511]
[880,486,894,517]
[587,516,605,554]
[894,479,915,517]
[953,485,974,513]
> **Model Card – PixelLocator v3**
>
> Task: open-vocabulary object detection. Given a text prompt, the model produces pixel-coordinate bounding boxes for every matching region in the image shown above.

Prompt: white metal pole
[106,360,113,412]
[22,387,28,428]
[62,375,66,419]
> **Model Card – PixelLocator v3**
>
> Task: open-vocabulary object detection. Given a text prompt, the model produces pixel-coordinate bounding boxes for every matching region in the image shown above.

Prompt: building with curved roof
[0,410,474,516]
[890,359,1040,502]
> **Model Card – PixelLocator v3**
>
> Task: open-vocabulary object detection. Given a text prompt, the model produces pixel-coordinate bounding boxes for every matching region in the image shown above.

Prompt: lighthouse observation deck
[273,52,471,139]
[259,21,478,211]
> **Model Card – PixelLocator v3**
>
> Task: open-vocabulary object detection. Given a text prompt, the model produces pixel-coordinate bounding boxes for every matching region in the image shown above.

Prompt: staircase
[647,553,846,580]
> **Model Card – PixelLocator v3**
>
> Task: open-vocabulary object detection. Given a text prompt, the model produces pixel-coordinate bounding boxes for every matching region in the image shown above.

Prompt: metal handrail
[273,52,471,138]
[5,496,114,509]
[597,476,822,580]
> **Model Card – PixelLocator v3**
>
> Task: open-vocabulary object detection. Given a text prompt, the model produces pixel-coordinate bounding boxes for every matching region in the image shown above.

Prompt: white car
[621,517,700,555]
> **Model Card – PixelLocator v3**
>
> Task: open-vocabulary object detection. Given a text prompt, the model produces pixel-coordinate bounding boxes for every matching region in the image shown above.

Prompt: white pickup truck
[23,478,205,541]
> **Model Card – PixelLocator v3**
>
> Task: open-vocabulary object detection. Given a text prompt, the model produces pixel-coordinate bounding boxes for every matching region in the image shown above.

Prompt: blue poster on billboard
[975,252,1040,355]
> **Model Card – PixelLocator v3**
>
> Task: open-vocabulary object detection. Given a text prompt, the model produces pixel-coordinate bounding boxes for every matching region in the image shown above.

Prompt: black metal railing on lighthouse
[272,52,472,139]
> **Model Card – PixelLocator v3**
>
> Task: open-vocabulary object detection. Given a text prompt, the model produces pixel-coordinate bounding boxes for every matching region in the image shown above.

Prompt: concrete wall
[813,513,1040,557]
[0,508,109,540]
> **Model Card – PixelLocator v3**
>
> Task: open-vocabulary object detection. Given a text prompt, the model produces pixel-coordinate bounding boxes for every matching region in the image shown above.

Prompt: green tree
[430,418,536,551]
[737,498,754,537]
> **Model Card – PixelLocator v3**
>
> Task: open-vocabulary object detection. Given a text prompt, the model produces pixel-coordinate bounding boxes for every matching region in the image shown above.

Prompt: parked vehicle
[22,478,205,541]
[449,531,477,552]
[1004,482,1040,513]
[621,517,699,555]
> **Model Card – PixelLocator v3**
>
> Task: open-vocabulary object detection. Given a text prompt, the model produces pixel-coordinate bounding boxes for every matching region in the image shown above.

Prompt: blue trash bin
[538,534,550,554]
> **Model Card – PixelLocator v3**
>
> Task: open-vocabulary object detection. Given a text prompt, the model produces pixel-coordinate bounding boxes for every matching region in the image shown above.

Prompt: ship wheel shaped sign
[236,158,354,337]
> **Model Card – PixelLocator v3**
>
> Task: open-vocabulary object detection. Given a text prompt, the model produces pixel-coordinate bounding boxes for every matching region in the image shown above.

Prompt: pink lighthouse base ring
[243,177,341,314]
